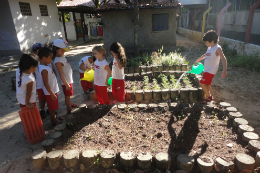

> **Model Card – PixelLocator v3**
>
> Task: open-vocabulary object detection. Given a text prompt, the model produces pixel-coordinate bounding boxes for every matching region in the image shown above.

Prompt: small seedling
[94,158,100,168]
[89,134,93,139]
[127,114,134,122]
[178,116,181,121]
[113,162,119,167]
[222,132,227,138]
[132,81,137,92]
[96,150,102,154]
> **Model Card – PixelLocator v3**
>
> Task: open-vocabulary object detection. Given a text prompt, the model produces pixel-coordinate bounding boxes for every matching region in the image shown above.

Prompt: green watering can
[188,63,204,74]
[108,76,112,85]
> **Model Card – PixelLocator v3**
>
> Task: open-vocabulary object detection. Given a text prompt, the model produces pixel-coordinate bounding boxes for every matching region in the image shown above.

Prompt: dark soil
[48,104,255,173]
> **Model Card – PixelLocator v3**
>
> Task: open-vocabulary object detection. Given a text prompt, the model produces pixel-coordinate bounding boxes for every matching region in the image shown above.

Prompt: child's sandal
[51,119,60,126]
[201,97,212,104]
[56,116,64,120]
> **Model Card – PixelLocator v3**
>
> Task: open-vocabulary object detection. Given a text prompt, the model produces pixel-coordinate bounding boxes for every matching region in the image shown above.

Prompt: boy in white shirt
[194,30,227,103]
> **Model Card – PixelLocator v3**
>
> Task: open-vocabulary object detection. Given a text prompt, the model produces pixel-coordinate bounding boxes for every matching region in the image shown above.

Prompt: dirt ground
[0,35,260,173]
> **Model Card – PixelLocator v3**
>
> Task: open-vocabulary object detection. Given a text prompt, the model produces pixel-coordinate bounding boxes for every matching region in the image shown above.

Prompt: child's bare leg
[65,96,71,113]
[207,85,212,96]
[39,100,45,110]
[49,110,57,121]
[199,83,210,98]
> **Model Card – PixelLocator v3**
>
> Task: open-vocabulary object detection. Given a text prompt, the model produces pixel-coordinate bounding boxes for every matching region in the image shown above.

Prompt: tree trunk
[134,0,140,56]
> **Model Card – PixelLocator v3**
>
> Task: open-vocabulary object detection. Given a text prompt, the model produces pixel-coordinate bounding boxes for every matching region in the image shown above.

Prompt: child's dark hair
[203,30,218,44]
[38,47,52,59]
[18,54,38,87]
[90,55,96,62]
[52,46,61,59]
[110,42,127,67]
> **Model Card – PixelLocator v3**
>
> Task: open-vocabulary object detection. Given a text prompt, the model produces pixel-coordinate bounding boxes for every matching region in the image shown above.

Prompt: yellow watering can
[80,69,94,82]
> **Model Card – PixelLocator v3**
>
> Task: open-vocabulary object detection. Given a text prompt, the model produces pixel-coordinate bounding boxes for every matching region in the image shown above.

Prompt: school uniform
[112,58,125,102]
[39,65,59,110]
[16,68,36,108]
[54,56,73,96]
[200,44,221,85]
[79,56,93,91]
[35,62,53,101]
[94,59,109,105]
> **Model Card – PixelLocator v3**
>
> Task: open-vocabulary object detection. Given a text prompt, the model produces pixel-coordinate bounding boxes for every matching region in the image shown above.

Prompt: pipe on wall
[184,11,191,29]
[217,2,231,36]
[245,0,260,43]
[192,9,201,31]
[202,7,212,33]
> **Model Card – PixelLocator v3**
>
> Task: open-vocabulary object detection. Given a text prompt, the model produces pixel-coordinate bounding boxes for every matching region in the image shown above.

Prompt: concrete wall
[177,27,260,55]
[0,0,21,56]
[101,8,177,54]
[8,0,62,52]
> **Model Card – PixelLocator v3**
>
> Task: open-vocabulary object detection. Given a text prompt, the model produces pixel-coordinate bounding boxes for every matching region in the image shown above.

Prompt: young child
[32,43,57,119]
[53,39,77,114]
[16,54,38,109]
[79,55,96,94]
[93,46,111,106]
[38,47,62,125]
[194,30,227,103]
[110,42,127,104]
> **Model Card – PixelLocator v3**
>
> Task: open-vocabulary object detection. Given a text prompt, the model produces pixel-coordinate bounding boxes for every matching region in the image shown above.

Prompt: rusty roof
[58,0,181,10]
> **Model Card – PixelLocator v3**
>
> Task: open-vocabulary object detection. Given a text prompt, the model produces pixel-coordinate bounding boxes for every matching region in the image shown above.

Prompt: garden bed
[46,103,256,172]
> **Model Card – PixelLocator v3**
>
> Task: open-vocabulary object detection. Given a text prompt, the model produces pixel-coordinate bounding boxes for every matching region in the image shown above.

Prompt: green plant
[97,150,102,154]
[152,79,161,90]
[132,81,137,92]
[89,134,93,139]
[170,75,181,89]
[94,158,100,168]
[127,114,134,122]
[182,76,192,88]
[158,74,170,89]
[222,132,227,138]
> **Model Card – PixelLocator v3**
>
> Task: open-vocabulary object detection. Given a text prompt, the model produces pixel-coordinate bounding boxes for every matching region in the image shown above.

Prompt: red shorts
[37,89,46,102]
[62,83,73,96]
[20,102,36,108]
[46,93,58,111]
[200,72,214,85]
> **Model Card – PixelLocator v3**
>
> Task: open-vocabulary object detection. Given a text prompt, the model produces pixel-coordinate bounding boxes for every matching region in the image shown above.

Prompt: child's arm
[216,48,227,78]
[79,61,88,72]
[104,65,112,85]
[25,82,35,110]
[114,56,123,69]
[42,70,57,101]
[55,62,71,91]
[194,54,206,65]
[51,62,57,77]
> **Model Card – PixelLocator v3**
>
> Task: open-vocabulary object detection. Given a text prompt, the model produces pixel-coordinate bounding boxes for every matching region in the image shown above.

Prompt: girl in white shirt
[110,42,127,104]
[93,46,111,106]
[16,54,38,110]
[38,47,62,126]
[53,39,77,114]
[79,55,96,93]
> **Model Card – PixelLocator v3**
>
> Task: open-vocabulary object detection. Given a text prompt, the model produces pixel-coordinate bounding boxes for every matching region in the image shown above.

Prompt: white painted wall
[60,22,77,41]
[8,0,62,52]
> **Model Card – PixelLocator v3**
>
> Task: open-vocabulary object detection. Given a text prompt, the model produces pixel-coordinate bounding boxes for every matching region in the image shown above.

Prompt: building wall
[101,8,177,54]
[0,0,21,56]
[60,22,77,41]
[8,0,62,52]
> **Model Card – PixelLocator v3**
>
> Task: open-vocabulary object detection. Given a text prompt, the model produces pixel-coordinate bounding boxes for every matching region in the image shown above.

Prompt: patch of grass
[222,43,260,72]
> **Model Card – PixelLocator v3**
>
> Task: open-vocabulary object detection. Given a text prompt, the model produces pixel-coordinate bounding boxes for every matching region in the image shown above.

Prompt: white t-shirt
[204,44,221,75]
[39,65,59,95]
[35,62,53,89]
[112,58,124,80]
[54,56,73,85]
[94,59,109,86]
[79,56,92,73]
[16,69,36,105]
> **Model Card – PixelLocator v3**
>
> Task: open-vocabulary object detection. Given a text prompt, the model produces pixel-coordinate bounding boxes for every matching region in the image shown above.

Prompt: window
[39,5,49,16]
[152,14,169,31]
[19,2,32,16]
